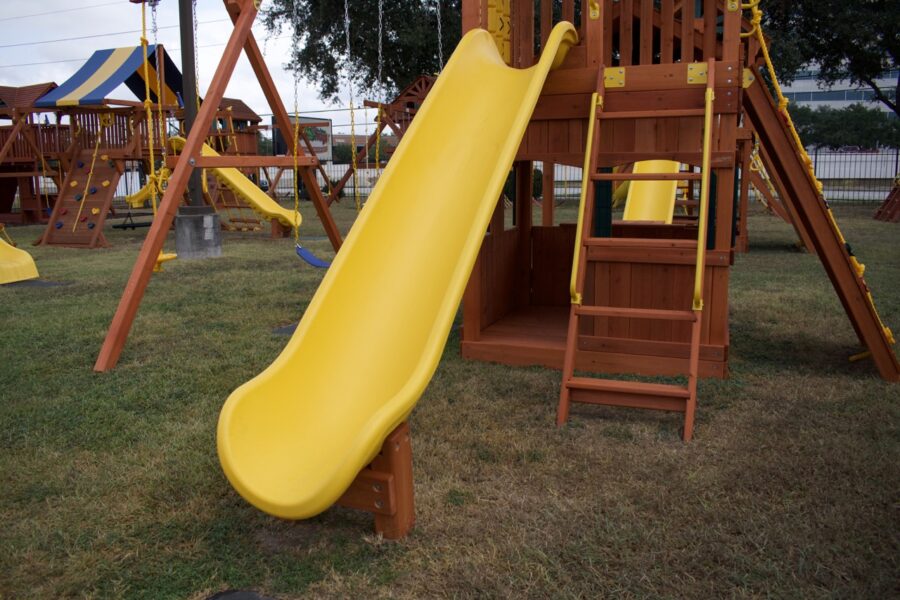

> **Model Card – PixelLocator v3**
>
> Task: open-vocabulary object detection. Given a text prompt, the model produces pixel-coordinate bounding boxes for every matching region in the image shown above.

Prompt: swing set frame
[95,0,343,372]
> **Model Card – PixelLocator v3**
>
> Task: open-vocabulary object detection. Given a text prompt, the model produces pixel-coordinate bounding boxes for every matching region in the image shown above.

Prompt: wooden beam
[744,68,900,381]
[0,118,25,165]
[166,155,317,168]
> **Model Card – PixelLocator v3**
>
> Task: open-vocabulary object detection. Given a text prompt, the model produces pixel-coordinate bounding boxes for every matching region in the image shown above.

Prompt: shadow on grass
[729,317,873,378]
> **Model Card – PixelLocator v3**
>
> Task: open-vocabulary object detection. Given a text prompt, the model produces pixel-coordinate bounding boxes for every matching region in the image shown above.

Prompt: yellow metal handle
[692,87,715,311]
[569,92,601,305]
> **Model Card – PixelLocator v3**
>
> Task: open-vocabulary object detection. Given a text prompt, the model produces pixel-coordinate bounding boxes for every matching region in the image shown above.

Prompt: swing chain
[343,0,360,211]
[436,0,444,71]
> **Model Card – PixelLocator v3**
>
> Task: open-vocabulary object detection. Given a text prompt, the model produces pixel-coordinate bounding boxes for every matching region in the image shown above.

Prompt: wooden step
[592,172,702,181]
[574,306,697,321]
[597,108,706,120]
[566,376,690,412]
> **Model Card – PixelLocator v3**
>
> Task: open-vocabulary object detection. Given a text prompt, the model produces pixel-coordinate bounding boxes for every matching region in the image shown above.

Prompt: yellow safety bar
[692,87,715,311]
[569,92,601,305]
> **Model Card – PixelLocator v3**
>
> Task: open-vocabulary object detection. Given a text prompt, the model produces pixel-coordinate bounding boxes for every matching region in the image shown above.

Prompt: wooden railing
[532,0,734,67]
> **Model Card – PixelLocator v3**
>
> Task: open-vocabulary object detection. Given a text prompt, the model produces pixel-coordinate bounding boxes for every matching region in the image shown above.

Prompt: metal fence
[809,148,899,203]
[19,148,900,211]
[265,150,898,206]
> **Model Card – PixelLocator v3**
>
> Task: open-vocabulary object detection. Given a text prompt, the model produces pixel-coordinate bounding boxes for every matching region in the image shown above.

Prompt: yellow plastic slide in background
[168,136,299,229]
[622,160,681,224]
[0,238,39,284]
[217,23,578,519]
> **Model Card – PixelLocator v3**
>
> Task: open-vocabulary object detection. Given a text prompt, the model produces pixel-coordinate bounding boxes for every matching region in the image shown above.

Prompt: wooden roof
[0,82,58,110]
[220,97,261,123]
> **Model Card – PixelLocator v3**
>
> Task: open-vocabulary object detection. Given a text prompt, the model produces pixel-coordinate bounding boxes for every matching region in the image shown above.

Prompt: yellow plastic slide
[168,137,299,229]
[0,238,39,284]
[217,23,578,519]
[622,159,681,224]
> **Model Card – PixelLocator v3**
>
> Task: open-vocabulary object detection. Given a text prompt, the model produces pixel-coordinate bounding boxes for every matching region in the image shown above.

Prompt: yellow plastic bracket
[604,68,625,89]
[589,0,600,19]
[742,68,756,88]
[726,0,740,11]
[687,63,708,85]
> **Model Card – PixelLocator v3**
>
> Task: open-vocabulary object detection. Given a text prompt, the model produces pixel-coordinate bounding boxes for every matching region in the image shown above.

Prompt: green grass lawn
[1,203,898,598]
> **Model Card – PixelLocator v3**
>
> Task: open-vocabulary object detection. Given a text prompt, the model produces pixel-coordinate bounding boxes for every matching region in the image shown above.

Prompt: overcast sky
[0,0,376,135]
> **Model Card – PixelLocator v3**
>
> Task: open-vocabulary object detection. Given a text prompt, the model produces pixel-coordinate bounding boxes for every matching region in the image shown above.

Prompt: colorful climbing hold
[55,222,63,229]
[70,181,79,188]
[89,187,97,195]
[87,223,96,229]
[80,216,88,222]
[102,180,110,187]
[76,161,84,168]
[75,193,83,201]
[91,208,100,215]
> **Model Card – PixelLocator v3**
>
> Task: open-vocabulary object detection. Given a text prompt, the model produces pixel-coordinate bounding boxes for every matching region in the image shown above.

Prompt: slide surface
[217,23,579,519]
[622,160,680,224]
[168,137,299,228]
[0,238,38,284]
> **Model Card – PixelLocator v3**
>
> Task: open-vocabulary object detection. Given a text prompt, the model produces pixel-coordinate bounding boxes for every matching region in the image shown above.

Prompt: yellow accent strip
[693,87,715,311]
[56,47,135,107]
[138,62,179,106]
[570,92,600,305]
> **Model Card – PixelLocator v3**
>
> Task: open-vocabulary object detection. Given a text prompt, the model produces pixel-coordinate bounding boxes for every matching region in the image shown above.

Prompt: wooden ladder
[556,62,718,442]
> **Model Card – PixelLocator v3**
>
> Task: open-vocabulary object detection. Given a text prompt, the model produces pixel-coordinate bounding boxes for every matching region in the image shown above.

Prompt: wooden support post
[336,422,415,540]
[515,161,533,306]
[542,161,555,226]
[735,137,752,252]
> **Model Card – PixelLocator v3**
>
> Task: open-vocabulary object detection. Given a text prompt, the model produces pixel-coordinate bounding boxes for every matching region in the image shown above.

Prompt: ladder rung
[592,172,703,181]
[566,377,690,412]
[574,306,697,322]
[597,108,706,120]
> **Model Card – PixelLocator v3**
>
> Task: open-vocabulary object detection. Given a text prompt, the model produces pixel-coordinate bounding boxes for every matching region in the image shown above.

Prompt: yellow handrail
[692,87,715,311]
[569,91,601,305]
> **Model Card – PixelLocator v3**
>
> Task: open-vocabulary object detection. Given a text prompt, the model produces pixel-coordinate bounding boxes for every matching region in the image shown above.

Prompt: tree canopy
[790,103,900,149]
[261,0,461,102]
[761,0,899,116]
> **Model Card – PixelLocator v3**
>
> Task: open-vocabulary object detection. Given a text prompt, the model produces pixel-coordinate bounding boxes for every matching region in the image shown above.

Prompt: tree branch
[859,75,899,118]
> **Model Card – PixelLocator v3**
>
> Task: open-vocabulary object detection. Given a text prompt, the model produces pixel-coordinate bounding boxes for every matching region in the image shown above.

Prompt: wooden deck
[462,304,727,378]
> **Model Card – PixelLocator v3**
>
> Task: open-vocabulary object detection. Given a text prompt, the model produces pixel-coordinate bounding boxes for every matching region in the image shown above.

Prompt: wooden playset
[874,180,899,223]
[459,0,899,441]
[326,75,435,205]
[78,0,897,541]
[0,46,324,245]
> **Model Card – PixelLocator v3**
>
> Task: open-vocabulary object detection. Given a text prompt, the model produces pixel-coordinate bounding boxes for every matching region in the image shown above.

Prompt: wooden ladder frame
[557,60,718,441]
